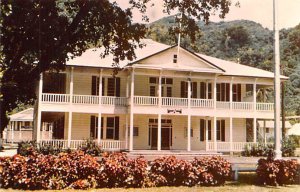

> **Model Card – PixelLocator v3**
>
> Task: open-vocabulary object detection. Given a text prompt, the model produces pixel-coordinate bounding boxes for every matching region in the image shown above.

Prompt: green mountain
[146,16,300,116]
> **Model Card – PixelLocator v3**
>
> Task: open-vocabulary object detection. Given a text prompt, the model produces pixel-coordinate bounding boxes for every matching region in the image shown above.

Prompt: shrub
[256,157,299,186]
[0,151,100,190]
[79,139,102,156]
[281,137,296,157]
[98,152,148,188]
[17,141,38,156]
[191,156,232,186]
[149,156,196,187]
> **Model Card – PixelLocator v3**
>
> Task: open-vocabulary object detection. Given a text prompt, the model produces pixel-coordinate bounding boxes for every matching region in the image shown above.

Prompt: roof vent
[173,54,177,63]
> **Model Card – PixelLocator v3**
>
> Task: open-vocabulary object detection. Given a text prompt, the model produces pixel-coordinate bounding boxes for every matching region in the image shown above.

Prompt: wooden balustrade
[191,99,214,108]
[134,96,158,105]
[42,93,70,103]
[216,101,230,109]
[73,95,99,104]
[162,97,188,107]
[232,102,253,110]
[256,103,274,111]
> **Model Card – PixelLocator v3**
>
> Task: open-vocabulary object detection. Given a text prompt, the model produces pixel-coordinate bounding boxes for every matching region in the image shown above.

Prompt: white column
[213,116,217,151]
[157,71,162,151]
[253,118,257,143]
[67,112,72,147]
[187,78,191,151]
[157,114,162,151]
[205,118,208,151]
[11,122,14,143]
[230,78,233,110]
[206,81,209,99]
[129,68,135,151]
[99,69,103,102]
[213,76,217,109]
[264,120,267,144]
[253,79,257,111]
[97,113,102,144]
[67,68,74,148]
[36,73,43,142]
[229,117,233,152]
[125,115,129,149]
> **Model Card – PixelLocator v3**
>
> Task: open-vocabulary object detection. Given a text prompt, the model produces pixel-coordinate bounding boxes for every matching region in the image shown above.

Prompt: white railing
[232,102,253,110]
[207,142,215,151]
[101,96,127,106]
[70,140,87,149]
[73,95,99,104]
[134,96,158,105]
[216,142,231,151]
[191,99,214,108]
[100,140,126,150]
[42,93,70,103]
[256,103,274,111]
[40,139,68,149]
[216,101,230,109]
[162,97,188,107]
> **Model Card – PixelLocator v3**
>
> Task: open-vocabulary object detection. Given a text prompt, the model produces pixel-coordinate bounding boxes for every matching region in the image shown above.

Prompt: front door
[149,119,172,150]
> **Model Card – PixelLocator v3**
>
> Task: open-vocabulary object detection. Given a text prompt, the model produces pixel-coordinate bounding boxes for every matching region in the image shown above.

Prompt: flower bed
[0,152,232,190]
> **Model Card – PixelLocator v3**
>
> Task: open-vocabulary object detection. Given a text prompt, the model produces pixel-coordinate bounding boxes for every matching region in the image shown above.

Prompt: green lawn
[0,173,299,192]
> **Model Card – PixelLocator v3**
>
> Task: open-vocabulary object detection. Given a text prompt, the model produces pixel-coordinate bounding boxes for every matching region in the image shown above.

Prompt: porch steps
[126,150,223,160]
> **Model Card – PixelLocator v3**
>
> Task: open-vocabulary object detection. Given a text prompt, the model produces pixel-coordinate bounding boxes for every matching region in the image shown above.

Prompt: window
[173,54,177,63]
[184,128,194,137]
[133,127,139,136]
[199,82,206,99]
[149,77,157,84]
[181,81,197,98]
[233,84,241,102]
[199,119,206,141]
[91,77,105,96]
[107,78,120,97]
[266,128,269,133]
[217,120,225,141]
[207,120,212,140]
[90,116,103,139]
[217,83,230,101]
[150,86,156,97]
[106,117,115,139]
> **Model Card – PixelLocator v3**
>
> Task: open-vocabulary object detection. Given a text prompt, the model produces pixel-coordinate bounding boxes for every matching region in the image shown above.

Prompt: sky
[114,0,300,29]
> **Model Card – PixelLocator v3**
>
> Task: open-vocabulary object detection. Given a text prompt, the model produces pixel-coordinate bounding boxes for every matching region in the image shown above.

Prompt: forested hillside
[146,16,300,116]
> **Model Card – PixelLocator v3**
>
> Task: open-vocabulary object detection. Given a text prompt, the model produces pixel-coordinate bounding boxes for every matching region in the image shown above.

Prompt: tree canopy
[0,0,232,131]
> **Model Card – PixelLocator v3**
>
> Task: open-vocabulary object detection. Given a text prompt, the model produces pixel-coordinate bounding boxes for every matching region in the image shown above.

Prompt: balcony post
[253,78,257,111]
[70,67,74,104]
[213,116,217,151]
[36,73,43,142]
[213,76,217,109]
[97,113,102,144]
[125,115,128,149]
[187,78,191,151]
[158,70,162,107]
[129,68,135,151]
[99,69,103,103]
[229,117,233,152]
[230,77,233,110]
[205,117,208,151]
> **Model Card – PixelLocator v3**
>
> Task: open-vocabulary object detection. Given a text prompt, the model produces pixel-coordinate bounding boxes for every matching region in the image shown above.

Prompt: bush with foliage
[281,137,296,157]
[149,156,196,187]
[191,156,232,186]
[17,141,38,156]
[79,139,102,156]
[0,151,100,190]
[256,155,299,186]
[98,152,148,188]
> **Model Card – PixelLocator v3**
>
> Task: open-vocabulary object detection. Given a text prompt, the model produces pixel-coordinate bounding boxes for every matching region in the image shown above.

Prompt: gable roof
[66,39,288,79]
[9,108,33,122]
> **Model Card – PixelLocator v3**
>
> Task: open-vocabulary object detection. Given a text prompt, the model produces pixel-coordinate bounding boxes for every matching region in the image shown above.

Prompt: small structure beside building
[257,120,292,142]
[2,108,52,143]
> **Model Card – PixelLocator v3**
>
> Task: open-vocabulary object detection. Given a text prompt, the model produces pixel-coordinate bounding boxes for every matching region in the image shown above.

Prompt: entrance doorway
[149,119,172,150]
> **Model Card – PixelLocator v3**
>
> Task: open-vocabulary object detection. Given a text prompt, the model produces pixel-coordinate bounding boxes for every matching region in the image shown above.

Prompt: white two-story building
[34,39,287,152]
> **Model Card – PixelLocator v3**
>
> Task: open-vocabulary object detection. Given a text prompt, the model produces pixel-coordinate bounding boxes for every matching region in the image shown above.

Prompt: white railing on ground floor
[100,140,126,150]
[134,96,158,105]
[39,139,126,150]
[42,93,70,103]
[206,142,271,152]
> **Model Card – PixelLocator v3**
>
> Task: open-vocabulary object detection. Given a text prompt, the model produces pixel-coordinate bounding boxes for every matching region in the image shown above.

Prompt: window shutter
[90,116,96,138]
[237,84,241,102]
[114,116,119,140]
[217,84,221,101]
[102,78,105,96]
[208,120,212,140]
[200,119,205,141]
[116,77,120,97]
[192,82,197,98]
[181,81,186,98]
[226,83,230,101]
[91,76,97,95]
[101,117,103,139]
[221,120,225,141]
[217,120,221,140]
